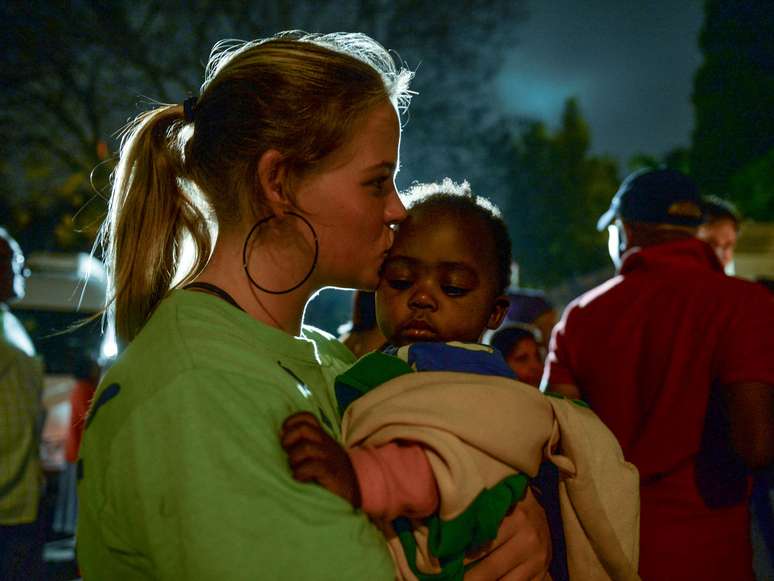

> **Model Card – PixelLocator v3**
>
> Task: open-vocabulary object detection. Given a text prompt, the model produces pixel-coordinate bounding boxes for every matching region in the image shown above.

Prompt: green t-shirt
[76,290,394,580]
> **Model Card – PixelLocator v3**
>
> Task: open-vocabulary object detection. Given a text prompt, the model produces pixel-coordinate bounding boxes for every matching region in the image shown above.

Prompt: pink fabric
[349,442,439,521]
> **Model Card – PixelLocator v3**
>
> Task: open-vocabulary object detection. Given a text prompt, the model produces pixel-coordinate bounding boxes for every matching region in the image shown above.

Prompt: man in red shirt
[544,168,774,580]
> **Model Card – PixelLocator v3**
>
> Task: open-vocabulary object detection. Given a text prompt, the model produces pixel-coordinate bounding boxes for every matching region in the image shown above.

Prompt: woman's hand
[280,412,361,507]
[464,486,552,580]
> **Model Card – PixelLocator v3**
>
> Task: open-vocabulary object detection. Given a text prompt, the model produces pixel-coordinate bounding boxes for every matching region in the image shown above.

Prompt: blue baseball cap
[597,168,703,231]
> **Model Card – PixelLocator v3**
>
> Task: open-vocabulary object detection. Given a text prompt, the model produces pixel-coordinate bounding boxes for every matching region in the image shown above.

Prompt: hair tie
[183,95,198,123]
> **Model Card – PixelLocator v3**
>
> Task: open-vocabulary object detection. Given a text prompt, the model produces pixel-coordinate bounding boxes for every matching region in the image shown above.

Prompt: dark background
[2,0,773,331]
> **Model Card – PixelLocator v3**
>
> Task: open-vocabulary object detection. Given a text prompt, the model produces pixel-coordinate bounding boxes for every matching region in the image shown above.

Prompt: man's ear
[487,295,510,330]
[621,221,634,253]
[257,149,292,217]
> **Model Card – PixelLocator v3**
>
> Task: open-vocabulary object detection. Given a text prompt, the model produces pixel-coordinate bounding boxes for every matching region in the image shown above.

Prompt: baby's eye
[442,285,469,297]
[388,279,412,291]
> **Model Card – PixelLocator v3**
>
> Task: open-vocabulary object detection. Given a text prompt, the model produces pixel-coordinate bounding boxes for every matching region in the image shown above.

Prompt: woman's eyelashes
[366,175,392,195]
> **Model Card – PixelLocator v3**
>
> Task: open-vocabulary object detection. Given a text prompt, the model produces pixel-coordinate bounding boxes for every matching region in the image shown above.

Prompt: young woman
[77,32,550,580]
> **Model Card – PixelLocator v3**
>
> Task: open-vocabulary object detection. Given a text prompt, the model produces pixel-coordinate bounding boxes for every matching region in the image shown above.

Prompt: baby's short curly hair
[401,178,512,295]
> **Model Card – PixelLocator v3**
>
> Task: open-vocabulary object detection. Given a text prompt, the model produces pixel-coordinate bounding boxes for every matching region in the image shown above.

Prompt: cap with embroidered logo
[597,168,703,231]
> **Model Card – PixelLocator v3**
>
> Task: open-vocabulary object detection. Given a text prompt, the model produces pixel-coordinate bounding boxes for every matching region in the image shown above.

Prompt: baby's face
[376,208,506,346]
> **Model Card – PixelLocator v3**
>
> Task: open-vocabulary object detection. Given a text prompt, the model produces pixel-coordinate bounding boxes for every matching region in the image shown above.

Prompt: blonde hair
[102,31,413,343]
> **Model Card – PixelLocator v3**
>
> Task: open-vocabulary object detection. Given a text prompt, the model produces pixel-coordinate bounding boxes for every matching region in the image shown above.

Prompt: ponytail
[102,105,212,344]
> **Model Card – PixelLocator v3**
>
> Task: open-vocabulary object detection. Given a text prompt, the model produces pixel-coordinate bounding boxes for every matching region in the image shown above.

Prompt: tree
[496,98,619,288]
[691,0,774,219]
[0,0,529,253]
[627,147,691,175]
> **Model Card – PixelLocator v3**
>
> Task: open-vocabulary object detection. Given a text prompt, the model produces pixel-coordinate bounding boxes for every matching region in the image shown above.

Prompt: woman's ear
[257,149,292,217]
[487,295,510,330]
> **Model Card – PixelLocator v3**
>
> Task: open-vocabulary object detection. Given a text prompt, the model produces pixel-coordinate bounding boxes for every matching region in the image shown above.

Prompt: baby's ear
[486,295,510,330]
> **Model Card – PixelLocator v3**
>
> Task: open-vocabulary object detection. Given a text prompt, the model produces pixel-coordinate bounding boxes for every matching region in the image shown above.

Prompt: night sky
[498,0,704,167]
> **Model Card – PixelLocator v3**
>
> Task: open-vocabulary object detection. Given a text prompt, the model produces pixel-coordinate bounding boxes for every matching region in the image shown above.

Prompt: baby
[281,180,638,580]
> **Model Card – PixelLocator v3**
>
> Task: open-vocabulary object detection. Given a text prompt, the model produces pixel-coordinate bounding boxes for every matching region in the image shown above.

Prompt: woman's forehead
[321,100,400,172]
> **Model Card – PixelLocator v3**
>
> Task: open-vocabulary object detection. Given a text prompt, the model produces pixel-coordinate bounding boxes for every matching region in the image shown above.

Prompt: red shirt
[545,237,774,581]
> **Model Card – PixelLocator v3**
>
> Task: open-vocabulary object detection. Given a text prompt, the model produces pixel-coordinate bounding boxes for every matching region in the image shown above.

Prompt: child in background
[503,288,557,354]
[488,324,544,388]
[337,291,388,358]
[281,180,639,580]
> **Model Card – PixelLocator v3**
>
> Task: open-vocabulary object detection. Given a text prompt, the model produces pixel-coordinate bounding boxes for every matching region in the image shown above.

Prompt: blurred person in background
[337,291,387,358]
[697,194,740,273]
[502,288,557,354]
[65,353,101,464]
[0,227,45,581]
[45,352,103,541]
[488,323,543,388]
[544,168,774,580]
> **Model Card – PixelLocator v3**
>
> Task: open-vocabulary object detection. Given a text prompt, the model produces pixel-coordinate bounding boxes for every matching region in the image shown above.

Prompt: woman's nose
[385,188,407,227]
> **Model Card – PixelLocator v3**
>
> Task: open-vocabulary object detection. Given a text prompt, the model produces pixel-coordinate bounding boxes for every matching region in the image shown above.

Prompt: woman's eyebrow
[361,161,396,174]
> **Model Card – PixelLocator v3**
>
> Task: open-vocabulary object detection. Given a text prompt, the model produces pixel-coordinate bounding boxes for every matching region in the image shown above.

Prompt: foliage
[0,0,528,252]
[691,0,774,219]
[729,147,774,218]
[494,98,620,288]
[627,147,691,175]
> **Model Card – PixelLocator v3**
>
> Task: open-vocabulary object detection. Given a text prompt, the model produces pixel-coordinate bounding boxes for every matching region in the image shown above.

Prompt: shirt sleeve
[350,442,439,521]
[543,304,577,387]
[715,283,774,386]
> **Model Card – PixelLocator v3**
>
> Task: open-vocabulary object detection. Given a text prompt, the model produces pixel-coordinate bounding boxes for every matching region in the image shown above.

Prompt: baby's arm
[281,412,361,506]
[281,412,438,519]
[349,442,438,520]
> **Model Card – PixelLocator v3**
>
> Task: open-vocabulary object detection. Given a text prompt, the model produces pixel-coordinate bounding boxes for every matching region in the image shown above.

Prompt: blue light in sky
[497,72,591,127]
[496,0,703,167]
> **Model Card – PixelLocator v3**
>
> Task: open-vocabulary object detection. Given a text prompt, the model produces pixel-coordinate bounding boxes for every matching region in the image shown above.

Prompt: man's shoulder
[0,335,39,370]
[563,274,625,314]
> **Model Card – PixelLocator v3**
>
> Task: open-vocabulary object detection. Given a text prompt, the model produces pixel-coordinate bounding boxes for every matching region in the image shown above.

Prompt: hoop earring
[242,212,319,295]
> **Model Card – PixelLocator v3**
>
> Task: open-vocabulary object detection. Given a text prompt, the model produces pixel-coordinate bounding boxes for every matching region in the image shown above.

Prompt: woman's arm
[282,412,552,580]
[465,487,552,580]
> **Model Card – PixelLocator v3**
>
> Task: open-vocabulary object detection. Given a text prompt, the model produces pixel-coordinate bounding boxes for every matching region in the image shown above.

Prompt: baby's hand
[280,412,361,507]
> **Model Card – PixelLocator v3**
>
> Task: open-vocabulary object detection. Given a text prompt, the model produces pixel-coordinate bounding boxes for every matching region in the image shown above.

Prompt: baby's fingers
[282,411,322,433]
[280,413,326,450]
[284,439,328,470]
[290,457,331,484]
